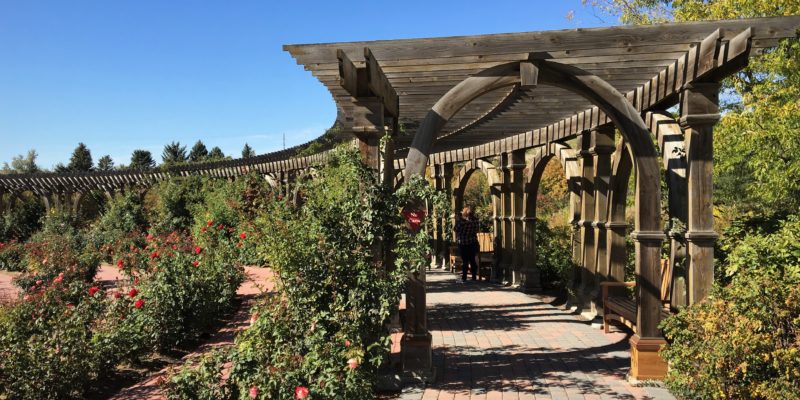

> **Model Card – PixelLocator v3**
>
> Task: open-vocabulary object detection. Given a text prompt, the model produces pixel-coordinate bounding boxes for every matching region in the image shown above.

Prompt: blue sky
[0,1,615,169]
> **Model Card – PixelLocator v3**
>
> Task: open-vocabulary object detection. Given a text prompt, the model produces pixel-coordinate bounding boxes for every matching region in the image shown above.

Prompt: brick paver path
[402,269,674,400]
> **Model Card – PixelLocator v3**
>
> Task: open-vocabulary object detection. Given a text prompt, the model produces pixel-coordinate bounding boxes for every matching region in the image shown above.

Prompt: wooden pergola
[2,15,799,383]
[284,16,800,380]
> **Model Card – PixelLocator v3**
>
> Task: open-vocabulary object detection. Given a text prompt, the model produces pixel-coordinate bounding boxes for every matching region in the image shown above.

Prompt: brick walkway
[400,269,674,400]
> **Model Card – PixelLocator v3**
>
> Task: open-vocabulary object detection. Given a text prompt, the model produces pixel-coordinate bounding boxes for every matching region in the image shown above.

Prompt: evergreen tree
[130,149,156,171]
[241,143,256,158]
[97,155,114,171]
[208,146,225,160]
[67,142,93,171]
[189,140,209,162]
[161,141,188,165]
[1,150,40,174]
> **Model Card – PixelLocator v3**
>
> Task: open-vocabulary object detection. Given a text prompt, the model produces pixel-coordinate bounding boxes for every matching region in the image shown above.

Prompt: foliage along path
[397,269,675,400]
[104,266,273,400]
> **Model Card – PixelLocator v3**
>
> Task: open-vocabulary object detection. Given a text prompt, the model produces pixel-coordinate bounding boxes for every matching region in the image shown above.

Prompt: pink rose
[347,358,359,370]
[295,386,309,399]
[249,386,259,398]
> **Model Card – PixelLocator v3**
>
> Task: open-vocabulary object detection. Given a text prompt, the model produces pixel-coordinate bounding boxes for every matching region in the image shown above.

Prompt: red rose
[239,232,247,239]
[117,259,124,268]
[146,233,154,241]
[53,272,64,283]
[150,251,159,259]
[347,358,359,370]
[88,287,100,296]
[113,291,122,299]
[217,224,224,230]
[344,339,351,347]
[134,277,140,284]
[172,245,178,250]
[294,386,309,399]
[134,298,144,309]
[192,260,199,267]
[194,246,202,255]
[200,227,207,233]
[249,386,259,398]
[207,219,213,227]
[129,288,138,298]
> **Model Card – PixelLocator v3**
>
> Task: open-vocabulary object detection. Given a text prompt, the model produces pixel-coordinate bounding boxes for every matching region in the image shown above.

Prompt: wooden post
[509,150,526,286]
[577,131,596,313]
[499,153,513,284]
[591,125,615,314]
[490,179,502,282]
[680,82,721,305]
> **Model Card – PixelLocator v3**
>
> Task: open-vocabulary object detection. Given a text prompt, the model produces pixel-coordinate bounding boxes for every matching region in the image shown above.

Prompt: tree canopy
[161,141,188,165]
[0,150,40,174]
[129,149,156,171]
[67,142,93,172]
[241,143,255,158]
[189,140,209,162]
[96,155,114,171]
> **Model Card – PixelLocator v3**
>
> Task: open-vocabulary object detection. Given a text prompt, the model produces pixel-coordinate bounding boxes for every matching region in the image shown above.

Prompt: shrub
[163,149,441,399]
[0,278,142,399]
[661,216,800,399]
[87,192,147,262]
[0,240,25,272]
[147,177,206,234]
[533,219,575,289]
[16,212,99,287]
[0,195,44,243]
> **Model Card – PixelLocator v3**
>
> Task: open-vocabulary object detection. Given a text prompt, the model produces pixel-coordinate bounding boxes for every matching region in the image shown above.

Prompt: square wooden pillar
[576,131,596,312]
[680,82,721,305]
[591,126,616,315]
[432,163,454,268]
[508,150,526,287]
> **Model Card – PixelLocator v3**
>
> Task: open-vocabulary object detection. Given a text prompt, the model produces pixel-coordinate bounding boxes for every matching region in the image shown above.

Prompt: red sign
[402,209,426,232]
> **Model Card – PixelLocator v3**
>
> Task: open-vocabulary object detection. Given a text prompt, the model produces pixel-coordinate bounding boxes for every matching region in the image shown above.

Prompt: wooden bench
[449,232,494,280]
[600,259,673,334]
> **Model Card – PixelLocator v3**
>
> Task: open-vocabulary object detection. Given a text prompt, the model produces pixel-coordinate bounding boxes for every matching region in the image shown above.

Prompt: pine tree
[161,141,188,165]
[130,149,156,171]
[241,143,256,158]
[67,142,93,171]
[97,155,114,171]
[189,140,209,162]
[208,146,225,160]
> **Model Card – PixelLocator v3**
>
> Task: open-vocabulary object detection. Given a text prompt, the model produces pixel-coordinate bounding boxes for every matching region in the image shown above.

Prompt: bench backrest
[477,232,493,253]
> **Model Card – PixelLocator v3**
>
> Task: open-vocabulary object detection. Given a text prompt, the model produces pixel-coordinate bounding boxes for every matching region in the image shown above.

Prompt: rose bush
[164,149,446,399]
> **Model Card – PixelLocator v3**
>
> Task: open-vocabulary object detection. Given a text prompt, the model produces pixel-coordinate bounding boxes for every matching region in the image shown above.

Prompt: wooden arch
[403,59,665,338]
[452,158,499,214]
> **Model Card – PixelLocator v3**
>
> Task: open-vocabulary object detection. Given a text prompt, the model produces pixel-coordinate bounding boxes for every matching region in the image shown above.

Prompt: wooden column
[431,163,453,268]
[576,131,596,311]
[499,153,513,284]
[490,181,502,282]
[508,150,526,286]
[680,82,721,305]
[591,126,615,314]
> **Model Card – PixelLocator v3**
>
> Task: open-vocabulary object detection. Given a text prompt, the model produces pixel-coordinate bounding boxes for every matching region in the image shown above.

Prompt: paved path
[401,269,674,400]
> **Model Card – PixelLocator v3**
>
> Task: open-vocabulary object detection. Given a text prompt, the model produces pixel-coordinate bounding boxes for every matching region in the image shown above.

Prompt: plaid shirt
[454,217,479,245]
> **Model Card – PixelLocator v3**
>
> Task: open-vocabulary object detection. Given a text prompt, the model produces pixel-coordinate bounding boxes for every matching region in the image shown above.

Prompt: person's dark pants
[459,243,479,281]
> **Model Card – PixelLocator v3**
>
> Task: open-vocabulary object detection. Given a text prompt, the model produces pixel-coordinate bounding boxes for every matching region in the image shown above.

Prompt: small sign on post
[402,209,426,232]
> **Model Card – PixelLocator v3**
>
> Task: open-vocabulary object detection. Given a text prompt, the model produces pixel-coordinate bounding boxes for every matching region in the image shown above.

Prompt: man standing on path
[454,207,480,282]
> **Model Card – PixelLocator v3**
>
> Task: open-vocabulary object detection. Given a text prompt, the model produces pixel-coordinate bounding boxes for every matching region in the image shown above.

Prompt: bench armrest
[601,281,636,303]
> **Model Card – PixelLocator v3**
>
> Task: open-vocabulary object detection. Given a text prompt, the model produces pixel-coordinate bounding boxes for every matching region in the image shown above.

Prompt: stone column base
[629,335,668,380]
[401,332,436,383]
